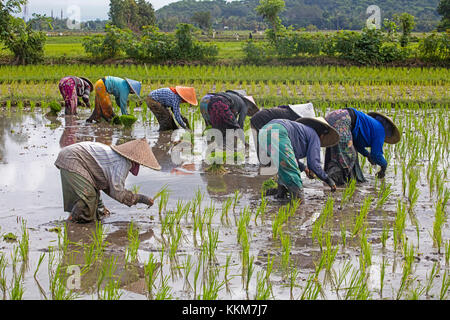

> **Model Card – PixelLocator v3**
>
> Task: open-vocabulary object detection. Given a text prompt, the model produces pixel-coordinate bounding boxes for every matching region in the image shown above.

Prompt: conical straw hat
[125,78,142,98]
[79,77,94,91]
[229,89,259,116]
[296,117,340,147]
[175,86,198,106]
[368,112,401,144]
[288,102,316,118]
[110,138,161,170]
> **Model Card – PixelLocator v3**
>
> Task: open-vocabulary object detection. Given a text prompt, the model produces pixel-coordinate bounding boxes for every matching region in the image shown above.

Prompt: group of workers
[56,75,401,224]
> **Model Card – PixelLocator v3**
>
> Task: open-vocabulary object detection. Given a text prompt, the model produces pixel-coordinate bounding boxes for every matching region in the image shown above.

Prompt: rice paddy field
[0,63,449,301]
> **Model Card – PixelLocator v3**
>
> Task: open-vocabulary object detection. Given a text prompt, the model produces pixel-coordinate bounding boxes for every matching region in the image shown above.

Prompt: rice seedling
[352,196,373,237]
[255,270,271,300]
[431,197,447,254]
[18,219,29,264]
[439,270,450,300]
[201,268,224,300]
[425,261,439,297]
[340,179,356,209]
[445,240,450,266]
[220,197,233,225]
[98,256,122,300]
[91,221,107,261]
[0,254,7,300]
[125,221,140,264]
[155,275,173,300]
[288,266,300,300]
[280,233,291,272]
[376,181,393,209]
[300,275,322,300]
[331,260,353,299]
[393,200,407,252]
[9,273,24,300]
[232,189,242,212]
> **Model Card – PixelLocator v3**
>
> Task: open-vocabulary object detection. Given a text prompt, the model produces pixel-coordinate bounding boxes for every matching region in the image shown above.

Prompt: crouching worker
[54,139,161,223]
[258,118,339,200]
[87,76,141,123]
[58,76,94,115]
[146,87,198,131]
[324,108,400,185]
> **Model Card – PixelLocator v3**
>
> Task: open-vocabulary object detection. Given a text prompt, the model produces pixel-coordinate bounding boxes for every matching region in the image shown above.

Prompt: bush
[419,32,450,60]
[83,24,133,59]
[1,17,46,64]
[242,39,268,64]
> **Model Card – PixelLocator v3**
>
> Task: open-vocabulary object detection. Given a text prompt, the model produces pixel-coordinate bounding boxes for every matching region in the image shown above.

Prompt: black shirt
[250,107,299,132]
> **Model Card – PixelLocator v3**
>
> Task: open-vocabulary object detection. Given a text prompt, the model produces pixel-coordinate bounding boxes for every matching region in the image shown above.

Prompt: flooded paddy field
[0,101,448,301]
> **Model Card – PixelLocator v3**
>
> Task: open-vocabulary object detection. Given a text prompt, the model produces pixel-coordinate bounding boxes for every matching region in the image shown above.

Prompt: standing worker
[58,76,93,115]
[146,87,198,131]
[87,76,142,123]
[324,108,400,185]
[259,118,339,199]
[54,139,160,223]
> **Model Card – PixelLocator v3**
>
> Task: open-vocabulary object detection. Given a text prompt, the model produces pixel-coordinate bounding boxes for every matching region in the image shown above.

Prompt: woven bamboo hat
[230,89,259,116]
[110,138,161,170]
[296,117,340,147]
[288,102,316,118]
[125,78,142,98]
[368,112,401,144]
[175,86,198,106]
[80,77,94,91]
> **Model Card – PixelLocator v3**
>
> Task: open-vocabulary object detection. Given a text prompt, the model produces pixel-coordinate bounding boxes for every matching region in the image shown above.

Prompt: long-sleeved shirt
[150,88,186,128]
[250,106,299,132]
[104,76,131,115]
[55,142,139,206]
[269,119,329,182]
[72,76,91,105]
[351,108,387,168]
[216,90,249,130]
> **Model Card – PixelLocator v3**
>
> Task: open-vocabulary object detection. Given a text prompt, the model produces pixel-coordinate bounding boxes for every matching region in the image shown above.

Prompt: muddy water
[0,106,448,300]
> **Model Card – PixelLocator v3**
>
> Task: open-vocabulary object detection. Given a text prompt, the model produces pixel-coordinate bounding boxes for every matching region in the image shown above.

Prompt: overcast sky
[23,0,181,21]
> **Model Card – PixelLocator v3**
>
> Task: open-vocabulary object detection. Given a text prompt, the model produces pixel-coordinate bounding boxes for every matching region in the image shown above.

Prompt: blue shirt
[351,108,387,168]
[150,88,186,129]
[104,76,131,115]
[270,119,329,182]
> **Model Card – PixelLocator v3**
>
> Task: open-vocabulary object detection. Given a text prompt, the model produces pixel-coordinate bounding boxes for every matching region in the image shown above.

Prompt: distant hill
[155,0,441,32]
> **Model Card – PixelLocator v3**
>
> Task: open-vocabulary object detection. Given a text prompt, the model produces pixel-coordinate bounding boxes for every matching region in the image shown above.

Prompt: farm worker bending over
[146,87,197,131]
[250,103,316,159]
[54,139,161,223]
[58,76,93,115]
[87,76,141,123]
[199,90,259,142]
[259,118,338,200]
[323,108,401,186]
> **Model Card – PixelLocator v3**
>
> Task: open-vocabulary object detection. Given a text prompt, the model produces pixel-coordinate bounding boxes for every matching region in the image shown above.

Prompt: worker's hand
[326,177,337,192]
[305,167,315,179]
[376,166,386,179]
[137,194,154,207]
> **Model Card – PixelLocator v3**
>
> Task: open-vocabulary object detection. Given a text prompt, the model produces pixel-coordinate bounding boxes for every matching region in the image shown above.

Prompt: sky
[23,0,181,21]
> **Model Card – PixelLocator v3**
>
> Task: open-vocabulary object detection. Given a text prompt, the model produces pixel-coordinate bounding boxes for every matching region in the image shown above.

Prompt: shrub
[83,24,133,59]
[242,39,268,64]
[419,32,450,61]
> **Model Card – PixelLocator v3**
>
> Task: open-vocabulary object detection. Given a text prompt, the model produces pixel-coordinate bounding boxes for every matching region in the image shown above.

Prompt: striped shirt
[149,88,186,128]
[55,142,139,206]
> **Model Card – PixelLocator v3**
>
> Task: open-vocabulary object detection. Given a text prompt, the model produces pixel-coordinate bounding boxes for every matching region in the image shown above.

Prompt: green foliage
[109,0,156,32]
[242,39,268,64]
[437,0,450,31]
[394,13,416,47]
[0,1,46,64]
[83,24,133,59]
[419,31,450,61]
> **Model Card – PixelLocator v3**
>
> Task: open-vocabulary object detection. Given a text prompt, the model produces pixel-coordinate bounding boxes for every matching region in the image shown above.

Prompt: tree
[255,0,286,42]
[437,0,450,31]
[109,0,155,32]
[0,0,46,64]
[191,11,212,31]
[394,12,416,47]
